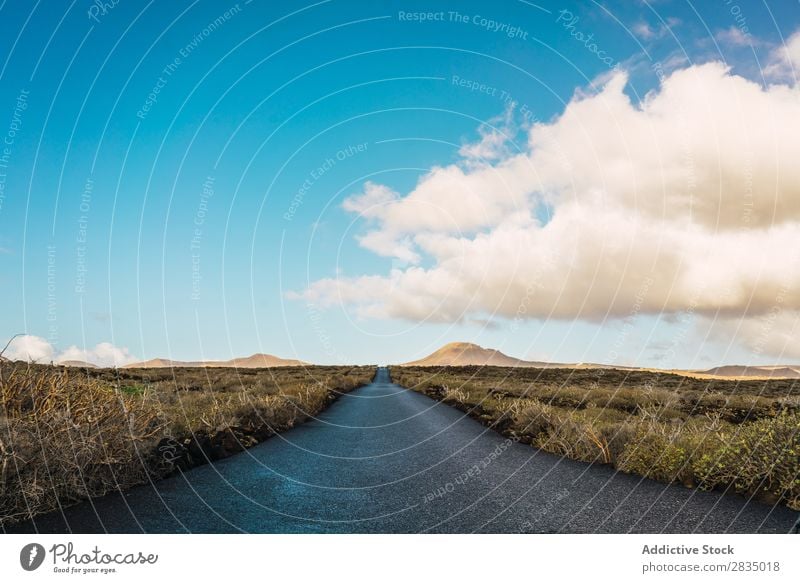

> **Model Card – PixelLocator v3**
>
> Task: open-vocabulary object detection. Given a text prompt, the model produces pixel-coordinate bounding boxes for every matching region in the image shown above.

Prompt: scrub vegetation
[390,366,800,510]
[0,361,373,526]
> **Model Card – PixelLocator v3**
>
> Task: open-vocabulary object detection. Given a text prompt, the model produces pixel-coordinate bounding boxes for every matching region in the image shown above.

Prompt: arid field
[0,361,374,526]
[390,365,800,510]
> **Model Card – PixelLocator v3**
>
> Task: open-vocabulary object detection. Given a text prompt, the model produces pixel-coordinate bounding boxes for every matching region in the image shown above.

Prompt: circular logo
[19,543,46,571]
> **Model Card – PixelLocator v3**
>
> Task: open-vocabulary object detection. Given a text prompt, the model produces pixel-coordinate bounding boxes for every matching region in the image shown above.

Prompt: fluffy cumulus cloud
[765,30,800,81]
[57,342,138,368]
[700,312,800,360]
[296,58,800,357]
[2,335,137,367]
[3,335,55,362]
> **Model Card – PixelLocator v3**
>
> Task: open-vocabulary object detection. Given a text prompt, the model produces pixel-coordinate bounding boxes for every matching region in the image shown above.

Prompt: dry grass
[0,361,373,526]
[391,365,800,509]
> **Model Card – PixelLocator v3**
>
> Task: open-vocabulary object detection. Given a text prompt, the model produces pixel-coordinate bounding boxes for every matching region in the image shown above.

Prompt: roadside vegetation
[391,366,800,510]
[0,361,373,526]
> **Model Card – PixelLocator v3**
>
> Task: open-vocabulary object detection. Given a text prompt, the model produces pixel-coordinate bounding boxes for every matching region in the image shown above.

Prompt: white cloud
[632,22,659,41]
[765,30,800,81]
[3,335,55,362]
[2,335,137,367]
[715,26,757,48]
[458,104,518,163]
[631,17,680,41]
[700,311,800,360]
[57,342,138,368]
[341,181,399,218]
[295,57,800,358]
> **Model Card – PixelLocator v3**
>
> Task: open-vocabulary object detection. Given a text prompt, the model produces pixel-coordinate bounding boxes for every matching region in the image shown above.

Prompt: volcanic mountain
[400,342,556,367]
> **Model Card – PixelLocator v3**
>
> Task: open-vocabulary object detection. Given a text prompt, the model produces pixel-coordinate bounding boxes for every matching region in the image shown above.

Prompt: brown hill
[400,342,555,367]
[123,353,306,369]
[212,353,306,368]
[701,365,800,379]
[123,358,180,368]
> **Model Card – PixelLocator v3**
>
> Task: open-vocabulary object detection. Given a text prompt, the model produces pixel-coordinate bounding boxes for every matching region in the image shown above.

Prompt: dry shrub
[692,411,800,509]
[442,385,469,404]
[616,422,690,484]
[538,385,588,409]
[234,395,298,433]
[535,416,612,464]
[0,362,167,525]
[510,399,558,438]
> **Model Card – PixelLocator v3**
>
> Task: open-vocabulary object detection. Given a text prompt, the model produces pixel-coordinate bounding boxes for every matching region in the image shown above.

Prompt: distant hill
[400,342,558,367]
[213,354,307,368]
[123,358,180,368]
[398,342,800,379]
[701,365,800,379]
[123,353,307,369]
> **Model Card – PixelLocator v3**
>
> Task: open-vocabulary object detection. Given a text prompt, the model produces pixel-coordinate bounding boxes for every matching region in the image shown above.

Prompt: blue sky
[1,0,799,367]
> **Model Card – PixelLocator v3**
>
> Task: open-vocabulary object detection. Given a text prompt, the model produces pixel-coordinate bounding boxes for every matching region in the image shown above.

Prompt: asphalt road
[8,368,799,533]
